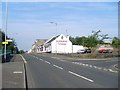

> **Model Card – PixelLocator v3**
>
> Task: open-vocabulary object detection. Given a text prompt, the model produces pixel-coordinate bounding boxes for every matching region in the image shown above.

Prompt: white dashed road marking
[94,66,97,69]
[68,71,94,83]
[108,69,118,73]
[72,62,118,73]
[13,71,23,74]
[97,67,102,70]
[39,58,43,61]
[89,65,92,68]
[103,68,108,71]
[53,64,63,70]
[44,61,51,64]
[85,64,89,66]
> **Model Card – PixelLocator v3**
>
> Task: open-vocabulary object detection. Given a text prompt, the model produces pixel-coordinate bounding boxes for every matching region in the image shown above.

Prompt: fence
[0,49,13,63]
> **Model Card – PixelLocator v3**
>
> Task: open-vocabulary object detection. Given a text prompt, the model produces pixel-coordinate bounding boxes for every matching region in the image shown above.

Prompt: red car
[98,49,108,53]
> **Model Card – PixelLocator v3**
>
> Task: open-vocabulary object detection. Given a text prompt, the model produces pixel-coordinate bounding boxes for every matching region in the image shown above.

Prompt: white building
[44,34,72,53]
[30,34,85,54]
[30,39,47,53]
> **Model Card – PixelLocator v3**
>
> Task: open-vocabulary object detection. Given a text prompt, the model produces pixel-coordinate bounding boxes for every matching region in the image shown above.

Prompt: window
[61,36,63,39]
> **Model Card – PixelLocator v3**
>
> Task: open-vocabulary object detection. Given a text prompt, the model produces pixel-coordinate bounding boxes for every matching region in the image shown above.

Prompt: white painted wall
[51,34,72,53]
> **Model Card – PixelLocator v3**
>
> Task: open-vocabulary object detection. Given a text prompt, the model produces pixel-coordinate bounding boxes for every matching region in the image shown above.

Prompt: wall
[51,34,72,53]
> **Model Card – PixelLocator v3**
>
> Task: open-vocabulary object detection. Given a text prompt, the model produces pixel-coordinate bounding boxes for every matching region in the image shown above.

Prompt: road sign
[2,42,8,44]
[6,39,13,42]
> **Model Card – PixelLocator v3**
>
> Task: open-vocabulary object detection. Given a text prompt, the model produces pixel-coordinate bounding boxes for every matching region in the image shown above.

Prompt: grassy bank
[57,51,119,59]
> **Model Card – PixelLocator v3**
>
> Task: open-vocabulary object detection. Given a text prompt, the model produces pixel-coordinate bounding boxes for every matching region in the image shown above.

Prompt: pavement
[2,54,25,88]
[22,53,118,88]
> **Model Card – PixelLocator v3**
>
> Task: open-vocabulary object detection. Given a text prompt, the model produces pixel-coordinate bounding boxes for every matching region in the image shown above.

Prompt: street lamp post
[50,22,58,35]
[50,22,58,53]
[4,0,8,61]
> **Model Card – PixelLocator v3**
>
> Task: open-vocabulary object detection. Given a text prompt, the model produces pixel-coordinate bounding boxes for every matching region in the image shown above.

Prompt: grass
[57,51,119,59]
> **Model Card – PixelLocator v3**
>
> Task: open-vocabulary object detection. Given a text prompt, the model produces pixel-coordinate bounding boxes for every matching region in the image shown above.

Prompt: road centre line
[44,61,51,64]
[53,64,63,70]
[68,71,94,83]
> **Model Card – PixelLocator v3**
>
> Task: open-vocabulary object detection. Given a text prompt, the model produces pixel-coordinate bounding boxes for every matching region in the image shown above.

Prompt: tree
[7,38,17,54]
[69,36,76,45]
[70,30,111,48]
[112,37,120,48]
[0,29,18,54]
[91,30,101,39]
[19,50,25,54]
[85,36,98,48]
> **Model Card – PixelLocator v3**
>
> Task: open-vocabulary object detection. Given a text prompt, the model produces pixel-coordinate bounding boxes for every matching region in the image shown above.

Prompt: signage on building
[56,40,67,42]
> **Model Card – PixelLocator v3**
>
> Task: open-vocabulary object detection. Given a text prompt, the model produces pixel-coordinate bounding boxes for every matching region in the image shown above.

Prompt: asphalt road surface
[22,53,118,88]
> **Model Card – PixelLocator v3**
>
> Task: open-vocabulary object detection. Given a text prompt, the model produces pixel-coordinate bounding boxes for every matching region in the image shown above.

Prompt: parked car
[98,49,108,53]
[97,45,113,53]
[85,48,91,53]
[77,48,91,54]
[98,49,112,53]
[77,49,86,54]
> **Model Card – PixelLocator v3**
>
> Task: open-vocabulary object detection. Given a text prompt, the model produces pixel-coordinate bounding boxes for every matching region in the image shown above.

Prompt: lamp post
[50,22,58,35]
[50,22,58,53]
[4,0,8,61]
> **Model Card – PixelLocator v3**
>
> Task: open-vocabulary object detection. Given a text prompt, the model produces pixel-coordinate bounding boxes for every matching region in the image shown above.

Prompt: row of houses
[28,34,84,54]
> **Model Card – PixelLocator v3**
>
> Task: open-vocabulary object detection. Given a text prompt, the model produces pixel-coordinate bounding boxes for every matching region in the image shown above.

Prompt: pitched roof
[35,39,47,46]
[45,35,60,44]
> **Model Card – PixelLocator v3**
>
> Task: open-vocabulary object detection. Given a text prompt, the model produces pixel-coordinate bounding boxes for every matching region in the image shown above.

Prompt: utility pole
[4,0,8,61]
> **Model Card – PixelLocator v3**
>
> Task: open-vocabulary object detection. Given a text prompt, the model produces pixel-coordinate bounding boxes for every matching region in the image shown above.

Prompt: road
[22,53,118,88]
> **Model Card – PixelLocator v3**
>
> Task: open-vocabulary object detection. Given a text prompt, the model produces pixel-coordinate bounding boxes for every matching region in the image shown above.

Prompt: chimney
[67,35,69,40]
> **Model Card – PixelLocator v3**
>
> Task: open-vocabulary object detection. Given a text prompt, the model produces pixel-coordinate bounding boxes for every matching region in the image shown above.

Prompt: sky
[1,1,118,51]
[1,0,120,2]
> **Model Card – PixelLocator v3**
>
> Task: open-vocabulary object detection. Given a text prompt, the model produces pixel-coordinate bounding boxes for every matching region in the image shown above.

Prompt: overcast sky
[1,1,118,51]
